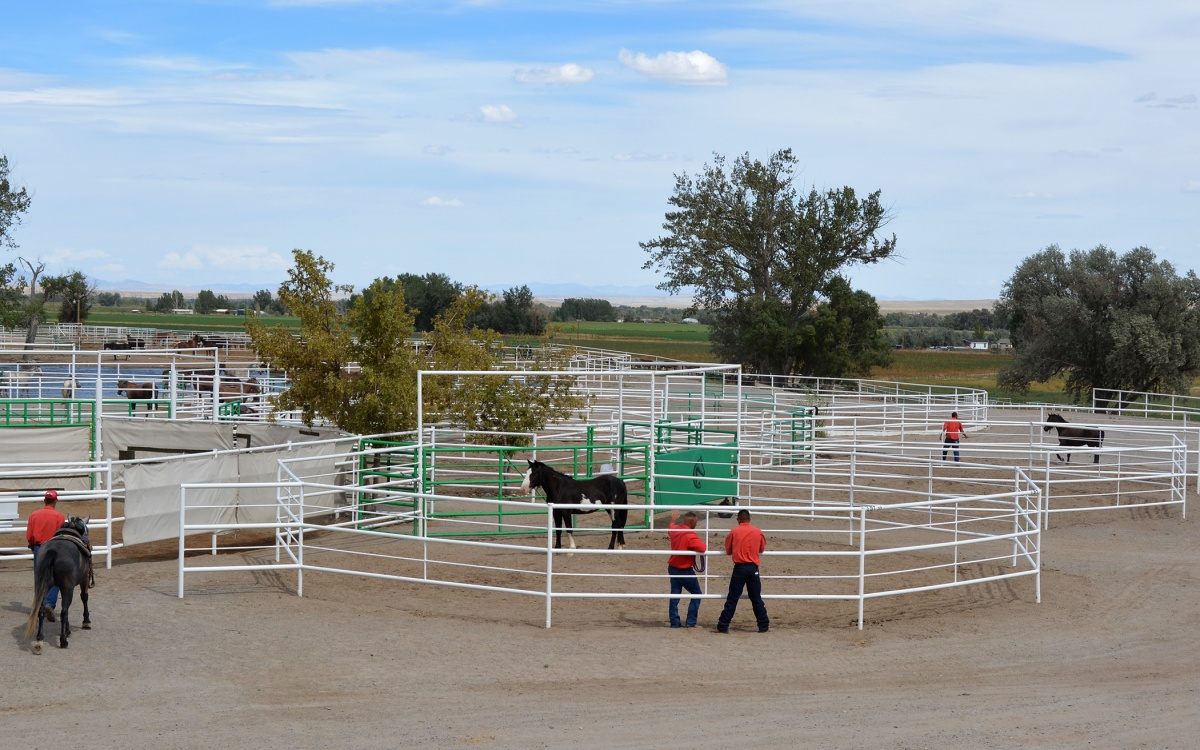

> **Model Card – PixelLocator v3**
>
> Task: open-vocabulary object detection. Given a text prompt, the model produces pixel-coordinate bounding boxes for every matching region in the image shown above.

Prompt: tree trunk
[21,319,39,361]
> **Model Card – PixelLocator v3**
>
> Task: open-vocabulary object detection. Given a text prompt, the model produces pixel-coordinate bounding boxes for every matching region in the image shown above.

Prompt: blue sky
[2,1,1197,300]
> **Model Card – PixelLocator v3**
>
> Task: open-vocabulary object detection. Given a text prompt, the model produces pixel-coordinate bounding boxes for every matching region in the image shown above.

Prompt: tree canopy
[0,155,31,252]
[554,298,617,322]
[247,250,581,438]
[0,156,32,327]
[996,245,1200,406]
[54,271,95,324]
[641,149,896,375]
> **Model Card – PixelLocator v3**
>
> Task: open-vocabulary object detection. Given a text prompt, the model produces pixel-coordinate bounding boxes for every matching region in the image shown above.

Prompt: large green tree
[555,298,617,322]
[54,270,95,324]
[641,149,896,375]
[194,289,219,314]
[247,250,581,438]
[996,245,1200,406]
[1,156,33,328]
[0,155,30,252]
[397,272,463,332]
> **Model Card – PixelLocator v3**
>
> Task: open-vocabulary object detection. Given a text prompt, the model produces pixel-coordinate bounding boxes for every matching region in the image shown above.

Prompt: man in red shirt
[667,510,707,628]
[716,509,769,633]
[26,490,65,622]
[941,411,969,462]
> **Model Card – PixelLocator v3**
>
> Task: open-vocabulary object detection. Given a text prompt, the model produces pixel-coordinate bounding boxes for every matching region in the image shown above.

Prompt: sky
[1,1,1197,301]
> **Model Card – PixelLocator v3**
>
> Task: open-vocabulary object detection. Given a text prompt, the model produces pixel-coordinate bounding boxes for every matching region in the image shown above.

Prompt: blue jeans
[718,563,769,632]
[942,437,960,461]
[32,545,60,609]
[668,565,701,627]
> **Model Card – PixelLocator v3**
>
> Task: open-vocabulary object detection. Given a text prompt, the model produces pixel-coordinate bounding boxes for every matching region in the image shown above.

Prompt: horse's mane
[531,460,570,481]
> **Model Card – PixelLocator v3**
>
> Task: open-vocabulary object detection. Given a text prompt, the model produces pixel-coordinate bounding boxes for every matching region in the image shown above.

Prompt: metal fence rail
[177,461,1042,629]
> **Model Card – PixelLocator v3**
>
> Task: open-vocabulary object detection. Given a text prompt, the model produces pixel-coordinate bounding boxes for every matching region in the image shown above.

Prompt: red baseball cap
[44,490,58,501]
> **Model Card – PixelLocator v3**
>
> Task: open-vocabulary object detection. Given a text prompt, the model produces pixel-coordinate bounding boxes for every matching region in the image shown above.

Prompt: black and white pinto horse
[25,516,93,654]
[1043,413,1104,464]
[520,459,629,551]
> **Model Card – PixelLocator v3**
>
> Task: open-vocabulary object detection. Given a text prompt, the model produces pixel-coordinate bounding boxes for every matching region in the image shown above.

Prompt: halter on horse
[520,459,629,550]
[25,516,93,654]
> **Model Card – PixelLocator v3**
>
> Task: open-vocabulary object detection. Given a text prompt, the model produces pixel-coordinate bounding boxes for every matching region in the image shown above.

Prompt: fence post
[297,483,305,597]
[857,506,867,631]
[545,508,554,629]
[177,485,186,598]
[105,456,113,566]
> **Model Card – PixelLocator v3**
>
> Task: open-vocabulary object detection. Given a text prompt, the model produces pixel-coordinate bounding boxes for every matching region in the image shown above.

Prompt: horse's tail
[610,476,629,528]
[25,548,57,638]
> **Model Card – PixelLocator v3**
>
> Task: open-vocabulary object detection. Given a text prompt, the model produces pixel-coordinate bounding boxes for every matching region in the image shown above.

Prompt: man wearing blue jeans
[716,509,769,633]
[667,510,707,628]
[26,490,65,622]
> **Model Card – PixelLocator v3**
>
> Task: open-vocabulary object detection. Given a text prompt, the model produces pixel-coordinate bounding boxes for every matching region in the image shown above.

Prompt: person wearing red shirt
[716,509,769,633]
[941,411,969,462]
[667,510,707,628]
[26,490,66,621]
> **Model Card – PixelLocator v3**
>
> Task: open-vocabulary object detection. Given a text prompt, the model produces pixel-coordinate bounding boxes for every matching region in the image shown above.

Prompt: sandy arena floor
[2,496,1196,749]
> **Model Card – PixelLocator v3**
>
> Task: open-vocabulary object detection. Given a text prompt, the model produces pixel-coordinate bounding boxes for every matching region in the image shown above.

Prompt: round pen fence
[177,472,1042,629]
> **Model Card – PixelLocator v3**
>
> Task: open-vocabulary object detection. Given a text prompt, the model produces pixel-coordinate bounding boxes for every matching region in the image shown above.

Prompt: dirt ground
[2,498,1196,750]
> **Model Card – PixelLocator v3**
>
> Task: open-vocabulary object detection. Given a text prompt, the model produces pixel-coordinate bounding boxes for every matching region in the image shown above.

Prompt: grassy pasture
[82,309,296,332]
[78,312,1106,403]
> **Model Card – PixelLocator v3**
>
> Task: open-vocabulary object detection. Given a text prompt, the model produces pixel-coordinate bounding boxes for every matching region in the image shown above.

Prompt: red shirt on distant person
[942,417,965,440]
[668,521,707,568]
[724,519,766,565]
[27,490,65,547]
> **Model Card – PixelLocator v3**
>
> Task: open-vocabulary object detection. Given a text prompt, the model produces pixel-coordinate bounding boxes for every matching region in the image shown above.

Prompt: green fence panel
[654,445,737,506]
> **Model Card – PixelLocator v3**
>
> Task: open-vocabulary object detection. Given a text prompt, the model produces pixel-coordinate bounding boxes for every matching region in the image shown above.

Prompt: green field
[82,309,297,333]
[78,312,1101,403]
[550,321,713,362]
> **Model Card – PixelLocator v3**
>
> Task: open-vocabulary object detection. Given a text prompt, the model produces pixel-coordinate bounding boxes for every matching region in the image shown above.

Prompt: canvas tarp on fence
[0,426,94,490]
[233,439,352,523]
[123,436,355,546]
[101,420,232,486]
[232,423,347,451]
[123,453,239,546]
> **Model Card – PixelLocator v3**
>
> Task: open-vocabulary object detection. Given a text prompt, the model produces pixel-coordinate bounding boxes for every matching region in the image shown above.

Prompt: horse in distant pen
[520,459,629,551]
[103,340,132,360]
[25,516,93,654]
[116,380,159,411]
[1043,413,1104,464]
[2,367,42,398]
[175,334,210,350]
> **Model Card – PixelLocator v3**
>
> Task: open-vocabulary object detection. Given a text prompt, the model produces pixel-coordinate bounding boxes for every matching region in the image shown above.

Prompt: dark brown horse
[1044,414,1104,464]
[175,334,210,350]
[102,340,132,360]
[116,380,159,411]
[25,517,92,653]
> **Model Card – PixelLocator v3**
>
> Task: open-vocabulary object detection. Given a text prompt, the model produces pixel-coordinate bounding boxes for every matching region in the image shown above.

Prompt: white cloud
[421,196,464,208]
[1183,181,1200,194]
[514,63,595,85]
[613,151,674,162]
[618,49,729,85]
[42,246,116,267]
[159,251,204,270]
[424,145,455,155]
[158,245,290,271]
[479,103,519,123]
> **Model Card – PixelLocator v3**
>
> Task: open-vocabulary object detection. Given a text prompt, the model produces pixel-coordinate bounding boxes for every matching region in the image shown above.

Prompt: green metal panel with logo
[654,444,737,506]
